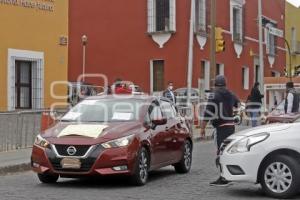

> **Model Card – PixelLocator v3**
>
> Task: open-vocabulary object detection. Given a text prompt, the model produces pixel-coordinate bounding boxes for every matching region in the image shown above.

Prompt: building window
[152,60,165,92]
[195,0,206,33]
[147,0,176,33]
[233,7,242,42]
[242,66,249,90]
[156,0,170,31]
[265,23,276,56]
[230,0,244,43]
[216,63,224,76]
[15,61,32,109]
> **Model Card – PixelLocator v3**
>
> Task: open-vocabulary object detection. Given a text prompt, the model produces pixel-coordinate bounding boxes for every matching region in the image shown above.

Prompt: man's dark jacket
[203,87,239,128]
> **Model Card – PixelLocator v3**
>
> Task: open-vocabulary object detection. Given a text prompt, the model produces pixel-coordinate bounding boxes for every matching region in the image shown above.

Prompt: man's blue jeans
[250,111,259,127]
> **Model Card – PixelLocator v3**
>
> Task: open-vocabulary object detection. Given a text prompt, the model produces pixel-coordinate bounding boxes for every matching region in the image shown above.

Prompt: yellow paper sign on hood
[58,125,108,138]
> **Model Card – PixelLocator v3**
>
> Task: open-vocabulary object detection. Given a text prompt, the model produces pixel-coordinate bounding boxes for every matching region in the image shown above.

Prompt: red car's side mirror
[152,118,167,126]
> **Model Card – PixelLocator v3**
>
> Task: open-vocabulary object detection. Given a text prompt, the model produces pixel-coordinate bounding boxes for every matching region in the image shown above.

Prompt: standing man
[200,75,240,186]
[163,81,176,104]
[285,82,300,114]
[248,82,264,127]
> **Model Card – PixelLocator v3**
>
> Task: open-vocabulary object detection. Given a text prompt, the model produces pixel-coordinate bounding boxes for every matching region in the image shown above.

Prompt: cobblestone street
[2,141,298,200]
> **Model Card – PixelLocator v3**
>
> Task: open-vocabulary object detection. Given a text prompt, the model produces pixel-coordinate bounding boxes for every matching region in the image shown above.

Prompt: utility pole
[258,0,264,93]
[210,0,216,89]
[187,0,195,104]
[81,35,88,82]
[284,39,293,81]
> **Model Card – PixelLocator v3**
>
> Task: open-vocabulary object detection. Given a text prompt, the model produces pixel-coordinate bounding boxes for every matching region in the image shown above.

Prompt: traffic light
[295,65,300,76]
[215,27,225,53]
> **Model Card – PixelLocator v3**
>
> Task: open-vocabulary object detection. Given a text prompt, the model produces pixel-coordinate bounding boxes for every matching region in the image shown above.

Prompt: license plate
[60,158,81,169]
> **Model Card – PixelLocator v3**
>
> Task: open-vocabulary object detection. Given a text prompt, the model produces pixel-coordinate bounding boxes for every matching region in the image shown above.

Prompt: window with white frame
[7,49,44,111]
[195,0,206,33]
[200,60,210,90]
[216,63,224,76]
[242,66,249,90]
[232,5,243,42]
[147,0,176,33]
[266,23,276,56]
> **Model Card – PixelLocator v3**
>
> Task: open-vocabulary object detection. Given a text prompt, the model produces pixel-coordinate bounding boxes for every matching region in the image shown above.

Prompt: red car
[31,95,193,185]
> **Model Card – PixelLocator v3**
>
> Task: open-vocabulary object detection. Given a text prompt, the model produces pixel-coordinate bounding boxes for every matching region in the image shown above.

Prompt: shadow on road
[226,188,266,199]
[225,187,300,199]
[35,168,177,189]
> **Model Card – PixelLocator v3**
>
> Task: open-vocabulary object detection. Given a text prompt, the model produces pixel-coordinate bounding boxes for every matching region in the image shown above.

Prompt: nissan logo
[66,146,77,156]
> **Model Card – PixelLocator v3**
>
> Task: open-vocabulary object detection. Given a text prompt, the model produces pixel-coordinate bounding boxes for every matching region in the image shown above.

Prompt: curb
[0,162,31,176]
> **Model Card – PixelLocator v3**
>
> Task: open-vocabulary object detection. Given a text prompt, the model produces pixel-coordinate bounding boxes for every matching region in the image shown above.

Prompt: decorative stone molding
[231,0,245,5]
[234,43,243,58]
[268,55,275,68]
[151,33,172,48]
[196,35,207,50]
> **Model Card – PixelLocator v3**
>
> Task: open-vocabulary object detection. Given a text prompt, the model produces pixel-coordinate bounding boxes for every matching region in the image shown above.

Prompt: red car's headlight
[101,134,135,149]
[34,135,50,148]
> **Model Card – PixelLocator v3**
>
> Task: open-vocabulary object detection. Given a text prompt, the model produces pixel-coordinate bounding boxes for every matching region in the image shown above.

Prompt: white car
[219,122,300,199]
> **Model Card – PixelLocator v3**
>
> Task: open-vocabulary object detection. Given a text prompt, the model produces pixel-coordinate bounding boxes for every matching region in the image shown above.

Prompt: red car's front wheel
[131,147,149,186]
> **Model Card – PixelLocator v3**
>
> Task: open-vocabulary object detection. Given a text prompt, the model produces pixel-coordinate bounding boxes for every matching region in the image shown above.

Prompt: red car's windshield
[61,99,146,123]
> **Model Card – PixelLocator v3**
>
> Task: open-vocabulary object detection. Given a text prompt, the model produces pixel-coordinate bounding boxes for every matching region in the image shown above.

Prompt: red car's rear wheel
[174,140,192,173]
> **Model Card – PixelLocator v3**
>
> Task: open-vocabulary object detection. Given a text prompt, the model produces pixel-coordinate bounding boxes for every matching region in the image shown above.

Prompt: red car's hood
[42,121,143,145]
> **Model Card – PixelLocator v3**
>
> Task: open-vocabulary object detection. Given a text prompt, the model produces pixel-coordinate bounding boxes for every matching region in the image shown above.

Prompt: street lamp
[81,35,88,82]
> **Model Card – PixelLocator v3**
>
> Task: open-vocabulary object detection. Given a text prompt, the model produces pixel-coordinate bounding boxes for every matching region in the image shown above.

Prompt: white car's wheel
[260,155,300,199]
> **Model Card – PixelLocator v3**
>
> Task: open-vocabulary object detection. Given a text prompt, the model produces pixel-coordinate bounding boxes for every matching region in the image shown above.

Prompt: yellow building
[0,0,68,111]
[286,2,300,76]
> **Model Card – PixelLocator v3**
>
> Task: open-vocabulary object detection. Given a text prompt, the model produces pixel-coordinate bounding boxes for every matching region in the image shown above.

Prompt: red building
[69,0,286,100]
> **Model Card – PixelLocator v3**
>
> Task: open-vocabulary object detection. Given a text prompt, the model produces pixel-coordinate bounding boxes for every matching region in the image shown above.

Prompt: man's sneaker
[209,177,233,187]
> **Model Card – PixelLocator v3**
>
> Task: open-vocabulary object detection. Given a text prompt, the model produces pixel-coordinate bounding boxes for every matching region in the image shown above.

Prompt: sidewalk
[0,148,32,176]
